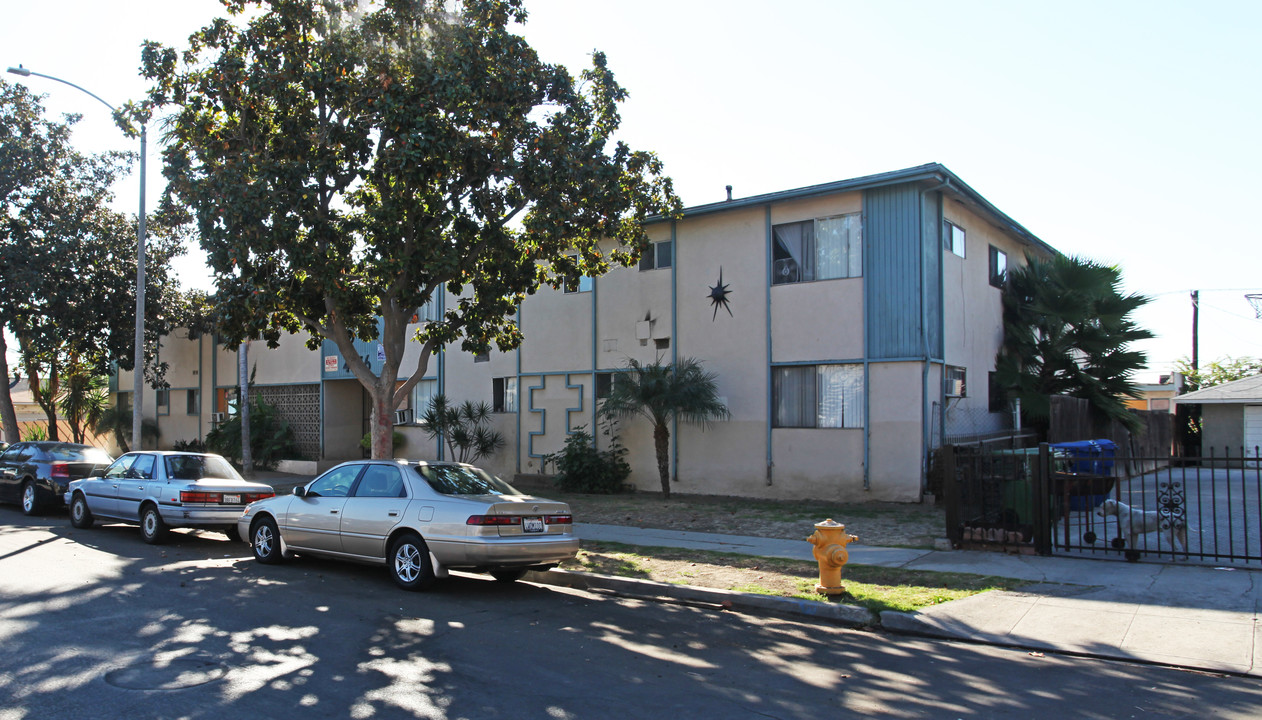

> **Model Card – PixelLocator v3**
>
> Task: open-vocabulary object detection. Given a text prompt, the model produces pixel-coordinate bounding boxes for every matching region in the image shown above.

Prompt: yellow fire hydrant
[806,519,859,596]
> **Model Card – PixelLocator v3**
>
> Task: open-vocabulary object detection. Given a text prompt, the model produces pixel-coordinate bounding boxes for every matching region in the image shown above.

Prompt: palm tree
[599,357,730,499]
[994,254,1152,437]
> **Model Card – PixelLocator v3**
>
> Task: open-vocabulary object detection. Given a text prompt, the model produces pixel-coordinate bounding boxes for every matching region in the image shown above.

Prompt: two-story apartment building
[114,163,1057,502]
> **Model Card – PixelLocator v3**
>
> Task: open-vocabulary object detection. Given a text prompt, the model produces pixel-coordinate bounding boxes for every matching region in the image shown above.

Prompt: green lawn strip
[563,541,1026,615]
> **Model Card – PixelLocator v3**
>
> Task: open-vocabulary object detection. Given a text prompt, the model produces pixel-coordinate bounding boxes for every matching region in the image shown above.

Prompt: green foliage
[361,430,404,453]
[56,362,109,444]
[994,254,1152,436]
[172,438,208,452]
[140,0,680,459]
[90,403,159,453]
[206,399,299,471]
[420,394,505,463]
[599,357,730,499]
[21,424,48,441]
[545,417,631,494]
[1173,356,1262,393]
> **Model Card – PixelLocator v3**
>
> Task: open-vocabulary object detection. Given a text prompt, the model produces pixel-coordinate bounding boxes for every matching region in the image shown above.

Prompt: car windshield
[165,455,243,481]
[414,465,522,496]
[47,445,112,464]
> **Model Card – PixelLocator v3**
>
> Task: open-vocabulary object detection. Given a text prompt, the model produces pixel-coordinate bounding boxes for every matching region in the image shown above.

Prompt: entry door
[115,454,157,520]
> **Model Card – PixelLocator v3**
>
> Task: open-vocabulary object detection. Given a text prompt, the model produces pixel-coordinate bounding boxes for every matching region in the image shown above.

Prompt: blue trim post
[765,205,775,486]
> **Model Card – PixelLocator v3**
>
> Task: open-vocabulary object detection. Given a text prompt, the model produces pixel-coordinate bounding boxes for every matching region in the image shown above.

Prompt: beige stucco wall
[867,361,926,502]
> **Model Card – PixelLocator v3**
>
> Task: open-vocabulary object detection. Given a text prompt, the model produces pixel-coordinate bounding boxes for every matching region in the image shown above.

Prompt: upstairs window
[944,221,966,257]
[639,240,674,271]
[946,366,967,398]
[772,214,862,285]
[989,246,1008,288]
[493,377,518,413]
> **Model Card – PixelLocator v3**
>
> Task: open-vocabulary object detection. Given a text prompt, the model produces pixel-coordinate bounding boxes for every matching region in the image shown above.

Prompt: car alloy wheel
[21,482,39,516]
[70,493,94,529]
[251,517,284,564]
[389,533,435,591]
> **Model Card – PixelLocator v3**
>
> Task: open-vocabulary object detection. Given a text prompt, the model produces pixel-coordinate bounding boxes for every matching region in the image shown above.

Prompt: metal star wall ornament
[708,267,733,320]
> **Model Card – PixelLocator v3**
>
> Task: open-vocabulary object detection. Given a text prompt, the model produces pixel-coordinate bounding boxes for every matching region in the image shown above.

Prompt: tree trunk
[653,422,671,500]
[239,342,252,477]
[370,384,393,459]
[0,334,19,443]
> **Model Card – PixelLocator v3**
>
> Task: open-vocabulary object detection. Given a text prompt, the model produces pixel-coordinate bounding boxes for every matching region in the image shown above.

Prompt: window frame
[638,240,674,271]
[771,213,862,286]
[772,363,864,429]
[155,388,170,416]
[944,220,966,258]
[186,388,199,415]
[988,245,1008,288]
[946,366,967,398]
[492,377,518,413]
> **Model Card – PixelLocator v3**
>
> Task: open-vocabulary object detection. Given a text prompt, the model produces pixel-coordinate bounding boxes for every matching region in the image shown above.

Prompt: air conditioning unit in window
[211,412,226,423]
[394,409,413,425]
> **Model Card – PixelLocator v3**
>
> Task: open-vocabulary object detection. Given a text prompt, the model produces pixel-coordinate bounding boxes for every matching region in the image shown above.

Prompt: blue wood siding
[864,185,932,359]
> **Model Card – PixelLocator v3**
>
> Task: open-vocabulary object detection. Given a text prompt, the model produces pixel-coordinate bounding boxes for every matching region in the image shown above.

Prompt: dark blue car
[0,441,112,515]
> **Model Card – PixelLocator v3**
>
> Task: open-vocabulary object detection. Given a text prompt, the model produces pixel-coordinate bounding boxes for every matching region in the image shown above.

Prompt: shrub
[361,430,404,453]
[206,399,300,471]
[420,394,504,463]
[173,438,208,453]
[546,418,631,494]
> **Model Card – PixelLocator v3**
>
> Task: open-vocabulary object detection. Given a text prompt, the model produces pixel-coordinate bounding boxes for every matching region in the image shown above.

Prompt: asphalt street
[3,508,1262,719]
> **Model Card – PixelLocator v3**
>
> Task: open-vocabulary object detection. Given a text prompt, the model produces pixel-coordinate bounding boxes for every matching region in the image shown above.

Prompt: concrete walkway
[570,524,1262,677]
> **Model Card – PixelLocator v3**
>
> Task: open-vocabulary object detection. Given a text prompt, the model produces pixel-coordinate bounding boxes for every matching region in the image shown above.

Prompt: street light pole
[7,65,147,451]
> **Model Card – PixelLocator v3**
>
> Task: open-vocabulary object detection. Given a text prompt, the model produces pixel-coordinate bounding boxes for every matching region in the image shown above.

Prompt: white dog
[1095,498,1188,554]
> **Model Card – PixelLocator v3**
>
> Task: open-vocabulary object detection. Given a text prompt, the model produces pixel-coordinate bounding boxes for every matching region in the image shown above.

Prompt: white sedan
[239,460,578,590]
[66,451,275,544]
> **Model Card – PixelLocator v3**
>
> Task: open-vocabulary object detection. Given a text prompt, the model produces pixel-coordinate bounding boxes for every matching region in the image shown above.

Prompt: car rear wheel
[490,569,528,584]
[21,481,42,516]
[140,504,169,545]
[70,493,94,529]
[251,517,284,564]
[388,533,436,591]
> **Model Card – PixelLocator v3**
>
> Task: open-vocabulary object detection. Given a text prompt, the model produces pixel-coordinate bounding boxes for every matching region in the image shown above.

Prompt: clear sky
[4,0,1260,380]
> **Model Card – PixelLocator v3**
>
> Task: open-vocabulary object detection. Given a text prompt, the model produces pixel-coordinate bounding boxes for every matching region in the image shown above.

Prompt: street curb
[525,568,875,627]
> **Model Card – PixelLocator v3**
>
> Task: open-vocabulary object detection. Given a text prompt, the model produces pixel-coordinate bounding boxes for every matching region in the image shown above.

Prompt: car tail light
[180,491,222,503]
[51,463,70,479]
[466,515,519,526]
[243,491,275,502]
[545,514,572,525]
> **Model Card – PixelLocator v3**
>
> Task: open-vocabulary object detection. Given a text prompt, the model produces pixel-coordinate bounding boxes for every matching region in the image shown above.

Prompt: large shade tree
[0,78,186,442]
[141,0,680,458]
[599,357,730,499]
[994,254,1152,435]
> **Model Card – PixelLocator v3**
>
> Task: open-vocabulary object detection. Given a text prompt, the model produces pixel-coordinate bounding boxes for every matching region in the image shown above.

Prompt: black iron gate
[943,445,1262,566]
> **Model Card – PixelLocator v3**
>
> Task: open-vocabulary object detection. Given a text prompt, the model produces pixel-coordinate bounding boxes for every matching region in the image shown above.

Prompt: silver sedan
[238,460,578,590]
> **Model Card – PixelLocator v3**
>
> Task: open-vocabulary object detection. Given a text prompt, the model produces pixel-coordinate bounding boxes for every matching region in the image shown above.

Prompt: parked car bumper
[161,504,250,527]
[429,534,580,569]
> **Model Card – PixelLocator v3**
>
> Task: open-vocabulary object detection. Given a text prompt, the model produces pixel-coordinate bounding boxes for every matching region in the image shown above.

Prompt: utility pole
[239,341,252,478]
[1191,290,1199,373]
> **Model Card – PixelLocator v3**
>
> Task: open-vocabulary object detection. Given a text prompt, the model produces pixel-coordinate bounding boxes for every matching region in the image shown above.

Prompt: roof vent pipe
[725,185,732,201]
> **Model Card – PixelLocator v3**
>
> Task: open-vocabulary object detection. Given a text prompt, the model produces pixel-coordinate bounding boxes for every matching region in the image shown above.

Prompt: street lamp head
[6,65,32,77]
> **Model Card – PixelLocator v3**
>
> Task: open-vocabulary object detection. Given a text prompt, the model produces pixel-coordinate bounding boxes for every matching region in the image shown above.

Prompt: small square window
[639,240,673,271]
[946,366,967,398]
[493,377,517,413]
[944,221,966,258]
[474,352,490,363]
[595,372,613,399]
[186,389,199,415]
[156,388,170,416]
[654,338,670,351]
[989,246,1008,288]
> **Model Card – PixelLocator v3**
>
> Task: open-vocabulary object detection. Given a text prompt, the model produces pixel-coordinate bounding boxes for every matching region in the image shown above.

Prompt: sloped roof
[1172,373,1262,404]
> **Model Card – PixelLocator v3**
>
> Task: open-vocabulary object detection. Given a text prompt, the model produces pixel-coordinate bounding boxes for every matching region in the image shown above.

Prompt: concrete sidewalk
[566,524,1262,677]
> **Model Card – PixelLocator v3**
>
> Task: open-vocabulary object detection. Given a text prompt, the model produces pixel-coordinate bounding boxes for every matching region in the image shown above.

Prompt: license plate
[522,517,544,533]
[223,494,241,504]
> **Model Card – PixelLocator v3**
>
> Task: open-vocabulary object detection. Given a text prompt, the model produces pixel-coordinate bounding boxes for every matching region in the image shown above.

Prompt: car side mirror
[293,486,307,498]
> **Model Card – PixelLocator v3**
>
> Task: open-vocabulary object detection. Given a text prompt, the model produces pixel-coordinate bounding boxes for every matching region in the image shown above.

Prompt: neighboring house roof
[1172,374,1262,405]
[647,162,1059,259]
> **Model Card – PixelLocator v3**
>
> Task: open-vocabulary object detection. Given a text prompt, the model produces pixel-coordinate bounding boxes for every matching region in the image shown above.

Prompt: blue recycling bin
[1050,439,1116,510]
